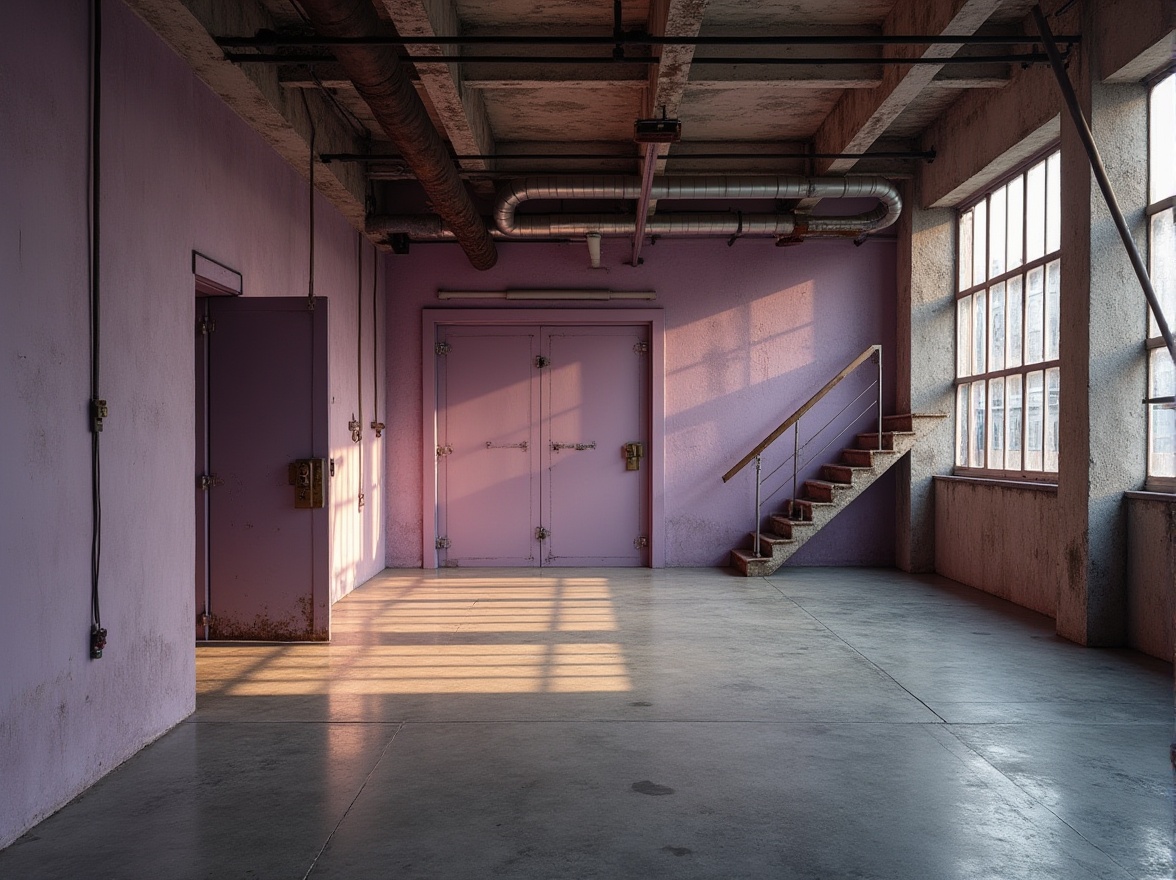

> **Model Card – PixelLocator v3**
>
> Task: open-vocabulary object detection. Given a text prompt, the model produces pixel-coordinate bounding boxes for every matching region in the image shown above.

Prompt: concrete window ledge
[934,474,1058,493]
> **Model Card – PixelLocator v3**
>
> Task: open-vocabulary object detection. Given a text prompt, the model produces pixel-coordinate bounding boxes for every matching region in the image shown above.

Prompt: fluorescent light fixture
[436,289,656,301]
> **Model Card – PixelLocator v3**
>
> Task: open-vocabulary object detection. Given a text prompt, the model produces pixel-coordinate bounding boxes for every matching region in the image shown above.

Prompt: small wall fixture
[436,289,655,301]
[193,251,243,296]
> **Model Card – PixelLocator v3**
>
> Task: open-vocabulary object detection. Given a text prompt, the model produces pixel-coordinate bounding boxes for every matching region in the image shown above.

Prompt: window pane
[1151,73,1176,204]
[1007,275,1023,368]
[1026,370,1044,471]
[1006,175,1024,271]
[1026,267,1044,363]
[957,384,970,467]
[1045,367,1060,472]
[971,380,986,468]
[972,200,988,286]
[1046,153,1061,254]
[1026,161,1046,262]
[1045,260,1060,361]
[957,297,972,378]
[1150,208,1176,340]
[1150,349,1175,477]
[989,377,1005,471]
[973,289,987,375]
[989,185,1006,278]
[989,282,1006,371]
[959,210,974,291]
[1006,373,1023,471]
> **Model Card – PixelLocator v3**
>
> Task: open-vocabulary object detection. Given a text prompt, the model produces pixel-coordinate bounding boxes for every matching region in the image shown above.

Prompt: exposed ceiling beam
[811,0,1005,175]
[121,0,370,232]
[379,0,495,175]
[645,0,710,211]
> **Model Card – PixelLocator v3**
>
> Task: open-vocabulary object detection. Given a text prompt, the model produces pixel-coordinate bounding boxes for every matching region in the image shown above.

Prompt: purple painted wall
[0,0,383,847]
[385,237,897,568]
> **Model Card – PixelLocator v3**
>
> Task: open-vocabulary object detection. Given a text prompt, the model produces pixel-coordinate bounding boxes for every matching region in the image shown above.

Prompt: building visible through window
[1147,72,1176,489]
[955,152,1061,479]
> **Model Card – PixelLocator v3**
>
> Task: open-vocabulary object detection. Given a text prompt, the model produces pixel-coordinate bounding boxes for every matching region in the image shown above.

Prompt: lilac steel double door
[436,324,649,567]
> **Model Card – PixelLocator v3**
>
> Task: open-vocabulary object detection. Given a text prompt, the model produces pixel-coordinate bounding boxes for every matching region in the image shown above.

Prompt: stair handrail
[722,344,882,483]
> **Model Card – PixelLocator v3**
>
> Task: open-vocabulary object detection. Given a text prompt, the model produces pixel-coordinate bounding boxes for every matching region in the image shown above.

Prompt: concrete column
[1055,12,1149,645]
[895,182,957,572]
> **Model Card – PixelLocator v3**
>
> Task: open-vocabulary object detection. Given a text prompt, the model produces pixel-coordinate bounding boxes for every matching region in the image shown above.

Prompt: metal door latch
[197,473,224,491]
[634,536,649,549]
[534,355,550,368]
[437,445,453,456]
[535,526,550,541]
[436,536,451,549]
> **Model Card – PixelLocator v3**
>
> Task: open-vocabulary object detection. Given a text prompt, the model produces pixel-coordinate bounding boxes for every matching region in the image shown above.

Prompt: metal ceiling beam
[226,51,1054,65]
[217,33,1079,48]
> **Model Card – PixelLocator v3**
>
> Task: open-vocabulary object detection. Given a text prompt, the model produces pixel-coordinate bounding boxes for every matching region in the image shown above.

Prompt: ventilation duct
[296,0,497,270]
[494,176,901,239]
[367,175,901,245]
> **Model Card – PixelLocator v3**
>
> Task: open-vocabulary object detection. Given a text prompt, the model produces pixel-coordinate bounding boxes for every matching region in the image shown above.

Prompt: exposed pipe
[493,175,902,239]
[1032,5,1176,365]
[227,51,1056,66]
[294,0,496,270]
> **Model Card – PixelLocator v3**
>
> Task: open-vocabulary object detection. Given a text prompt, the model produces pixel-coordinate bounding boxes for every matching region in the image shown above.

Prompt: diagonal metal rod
[1032,5,1176,365]
[631,143,658,266]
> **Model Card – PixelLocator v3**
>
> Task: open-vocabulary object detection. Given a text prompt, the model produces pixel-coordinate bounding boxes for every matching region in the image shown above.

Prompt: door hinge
[435,342,451,355]
[197,473,224,491]
[634,536,649,549]
[198,611,212,627]
[534,355,550,368]
[198,315,216,336]
[436,536,451,550]
[634,341,649,354]
[535,526,550,541]
[437,445,453,457]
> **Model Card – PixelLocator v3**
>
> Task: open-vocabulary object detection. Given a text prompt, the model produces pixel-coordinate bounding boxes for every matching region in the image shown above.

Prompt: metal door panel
[206,297,329,640]
[438,328,540,566]
[542,327,647,566]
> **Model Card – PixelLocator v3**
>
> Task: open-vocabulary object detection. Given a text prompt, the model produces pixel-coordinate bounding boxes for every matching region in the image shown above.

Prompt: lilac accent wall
[0,0,383,846]
[385,237,897,568]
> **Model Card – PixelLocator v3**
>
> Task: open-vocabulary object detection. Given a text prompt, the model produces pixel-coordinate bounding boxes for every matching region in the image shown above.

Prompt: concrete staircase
[730,414,935,576]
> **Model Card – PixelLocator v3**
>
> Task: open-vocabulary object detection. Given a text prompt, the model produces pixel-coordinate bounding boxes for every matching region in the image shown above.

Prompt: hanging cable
[89,0,107,659]
[370,241,384,439]
[301,90,316,310]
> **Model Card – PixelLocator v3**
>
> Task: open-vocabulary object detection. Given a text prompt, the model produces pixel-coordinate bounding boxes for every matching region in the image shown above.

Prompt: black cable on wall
[89,0,107,659]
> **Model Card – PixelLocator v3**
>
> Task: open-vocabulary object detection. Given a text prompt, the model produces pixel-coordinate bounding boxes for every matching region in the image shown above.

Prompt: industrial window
[1147,73,1176,490]
[955,152,1061,479]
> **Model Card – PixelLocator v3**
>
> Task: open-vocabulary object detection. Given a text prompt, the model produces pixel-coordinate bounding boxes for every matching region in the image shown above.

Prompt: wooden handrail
[722,344,880,482]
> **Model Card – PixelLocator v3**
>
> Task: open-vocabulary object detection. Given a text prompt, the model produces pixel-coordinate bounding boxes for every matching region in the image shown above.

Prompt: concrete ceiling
[123,0,1059,247]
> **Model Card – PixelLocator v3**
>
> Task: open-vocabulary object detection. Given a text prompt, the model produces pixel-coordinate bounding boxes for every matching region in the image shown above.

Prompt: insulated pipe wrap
[297,0,497,269]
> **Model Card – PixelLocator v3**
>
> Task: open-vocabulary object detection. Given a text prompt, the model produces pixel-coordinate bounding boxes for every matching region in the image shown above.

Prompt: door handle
[551,441,596,452]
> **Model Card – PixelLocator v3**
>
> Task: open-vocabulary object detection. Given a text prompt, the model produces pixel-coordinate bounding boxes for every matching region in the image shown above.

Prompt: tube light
[436,290,656,300]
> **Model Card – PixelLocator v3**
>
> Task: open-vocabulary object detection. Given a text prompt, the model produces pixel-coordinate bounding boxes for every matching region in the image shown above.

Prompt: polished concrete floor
[1,567,1172,879]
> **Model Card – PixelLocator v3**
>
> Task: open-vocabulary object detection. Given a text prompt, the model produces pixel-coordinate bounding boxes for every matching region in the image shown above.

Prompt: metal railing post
[792,422,800,518]
[753,455,762,557]
[876,347,883,451]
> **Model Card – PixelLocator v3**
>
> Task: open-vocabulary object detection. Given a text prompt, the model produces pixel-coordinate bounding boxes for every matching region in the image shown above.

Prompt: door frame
[422,308,665,569]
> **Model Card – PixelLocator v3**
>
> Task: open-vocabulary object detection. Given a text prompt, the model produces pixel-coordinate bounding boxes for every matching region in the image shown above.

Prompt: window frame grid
[955,150,1061,482]
[1147,72,1176,491]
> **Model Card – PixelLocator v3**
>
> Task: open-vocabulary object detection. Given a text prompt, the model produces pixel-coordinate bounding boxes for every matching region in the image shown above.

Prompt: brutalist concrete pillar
[895,182,957,573]
[1055,15,1149,645]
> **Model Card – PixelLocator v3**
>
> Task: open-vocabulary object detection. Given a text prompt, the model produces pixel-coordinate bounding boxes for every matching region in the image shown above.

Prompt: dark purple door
[201,297,329,640]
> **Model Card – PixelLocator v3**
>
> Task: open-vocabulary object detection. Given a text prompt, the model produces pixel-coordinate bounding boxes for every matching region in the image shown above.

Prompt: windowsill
[934,474,1058,493]
[1126,489,1176,503]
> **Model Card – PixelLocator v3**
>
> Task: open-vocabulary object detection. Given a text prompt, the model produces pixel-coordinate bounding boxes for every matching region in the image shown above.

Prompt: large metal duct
[494,176,901,239]
[296,0,497,270]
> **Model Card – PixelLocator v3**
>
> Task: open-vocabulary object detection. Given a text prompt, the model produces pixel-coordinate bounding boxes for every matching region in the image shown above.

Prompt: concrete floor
[1,567,1172,879]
